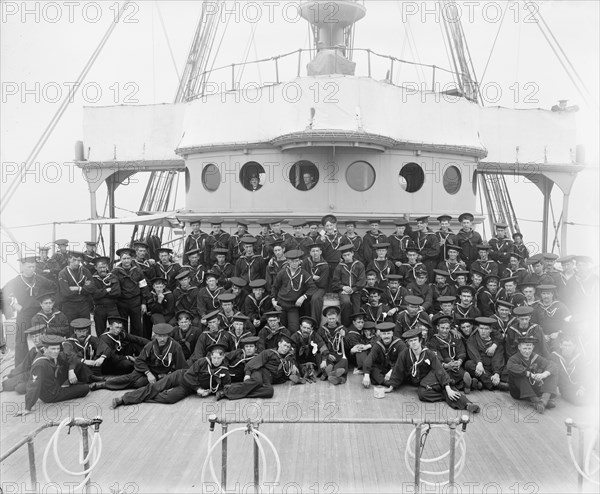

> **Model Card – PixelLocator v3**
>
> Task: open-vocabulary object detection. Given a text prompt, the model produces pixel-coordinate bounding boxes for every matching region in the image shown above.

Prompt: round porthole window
[240,161,265,191]
[202,164,220,192]
[398,163,424,193]
[443,165,462,195]
[346,161,375,191]
[289,161,319,191]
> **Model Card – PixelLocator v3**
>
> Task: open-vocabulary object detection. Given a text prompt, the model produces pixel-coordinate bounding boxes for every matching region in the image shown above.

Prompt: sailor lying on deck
[383,327,480,414]
[111,342,231,408]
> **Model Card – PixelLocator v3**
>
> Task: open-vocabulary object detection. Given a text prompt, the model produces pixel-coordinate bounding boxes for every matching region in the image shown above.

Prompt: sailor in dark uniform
[132,241,155,279]
[384,327,480,413]
[183,219,207,265]
[532,284,571,346]
[389,218,412,268]
[366,243,395,287]
[290,316,328,382]
[394,295,431,339]
[556,255,579,309]
[50,238,70,274]
[414,216,440,282]
[31,292,69,337]
[362,322,406,387]
[343,220,364,264]
[455,213,482,269]
[271,249,316,333]
[172,270,200,326]
[111,342,231,408]
[316,306,349,384]
[98,323,186,391]
[57,250,93,323]
[229,314,254,350]
[197,272,224,325]
[257,311,291,352]
[505,306,549,360]
[147,277,175,327]
[112,247,150,338]
[302,243,329,323]
[470,243,499,278]
[454,285,481,325]
[17,334,91,416]
[437,244,467,286]
[191,310,234,361]
[2,324,45,394]
[332,244,366,327]
[212,248,234,288]
[477,274,501,317]
[502,252,527,284]
[361,286,392,324]
[171,309,202,364]
[550,331,593,406]
[234,236,265,284]
[226,336,259,382]
[62,318,109,384]
[99,316,149,375]
[382,274,409,318]
[316,214,350,287]
[511,232,530,262]
[228,220,250,264]
[150,247,181,292]
[90,256,121,334]
[497,276,526,307]
[226,277,248,311]
[217,293,243,333]
[488,223,514,272]
[82,241,100,274]
[204,218,230,265]
[507,336,558,413]
[244,279,273,331]
[266,219,292,252]
[219,333,297,400]
[345,314,375,372]
[398,245,426,286]
[465,317,507,392]
[431,270,457,313]
[406,267,433,313]
[284,219,310,255]
[4,255,56,366]
[428,314,471,392]
[36,245,58,282]
[435,215,456,263]
[182,248,207,288]
[362,219,389,263]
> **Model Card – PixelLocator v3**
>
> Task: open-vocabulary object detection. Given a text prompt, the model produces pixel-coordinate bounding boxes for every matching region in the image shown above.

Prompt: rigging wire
[536,7,596,105]
[479,4,508,85]
[0,1,132,214]
[155,1,181,82]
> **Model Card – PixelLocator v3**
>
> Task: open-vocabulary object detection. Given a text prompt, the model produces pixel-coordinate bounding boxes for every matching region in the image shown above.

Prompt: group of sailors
[1,213,597,416]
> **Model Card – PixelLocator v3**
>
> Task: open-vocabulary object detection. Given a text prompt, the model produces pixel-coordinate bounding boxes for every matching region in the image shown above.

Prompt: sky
[1,0,599,284]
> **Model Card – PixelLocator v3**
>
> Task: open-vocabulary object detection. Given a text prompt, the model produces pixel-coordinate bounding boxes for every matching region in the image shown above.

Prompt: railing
[185,47,478,101]
[203,414,470,494]
[1,417,103,493]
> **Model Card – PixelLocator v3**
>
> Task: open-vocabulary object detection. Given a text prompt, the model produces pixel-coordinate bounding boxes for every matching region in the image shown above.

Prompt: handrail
[185,47,478,100]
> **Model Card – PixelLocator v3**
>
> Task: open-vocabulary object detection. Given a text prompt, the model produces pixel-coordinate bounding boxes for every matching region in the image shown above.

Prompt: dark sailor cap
[458,213,474,222]
[376,322,396,332]
[25,324,47,335]
[240,336,260,345]
[205,310,221,322]
[402,327,423,340]
[249,279,267,288]
[175,270,191,280]
[230,277,248,287]
[40,334,65,346]
[71,318,92,329]
[116,247,136,257]
[513,306,534,316]
[299,316,317,327]
[405,295,424,305]
[218,293,236,302]
[153,323,174,335]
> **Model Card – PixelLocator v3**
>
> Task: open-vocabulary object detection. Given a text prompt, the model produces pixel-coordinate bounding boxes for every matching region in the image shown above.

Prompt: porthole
[443,165,462,195]
[202,164,220,192]
[289,160,319,191]
[240,161,265,192]
[399,163,424,193]
[346,161,375,191]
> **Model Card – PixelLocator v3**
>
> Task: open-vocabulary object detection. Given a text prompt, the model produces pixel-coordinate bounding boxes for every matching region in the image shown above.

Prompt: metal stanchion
[221,423,228,490]
[414,423,422,493]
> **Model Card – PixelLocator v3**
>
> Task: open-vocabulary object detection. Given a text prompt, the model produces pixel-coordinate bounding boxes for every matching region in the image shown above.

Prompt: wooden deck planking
[2,372,598,493]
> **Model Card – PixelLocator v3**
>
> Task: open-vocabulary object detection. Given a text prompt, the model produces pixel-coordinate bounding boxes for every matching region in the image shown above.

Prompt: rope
[405,425,467,486]
[42,418,103,492]
[155,1,181,81]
